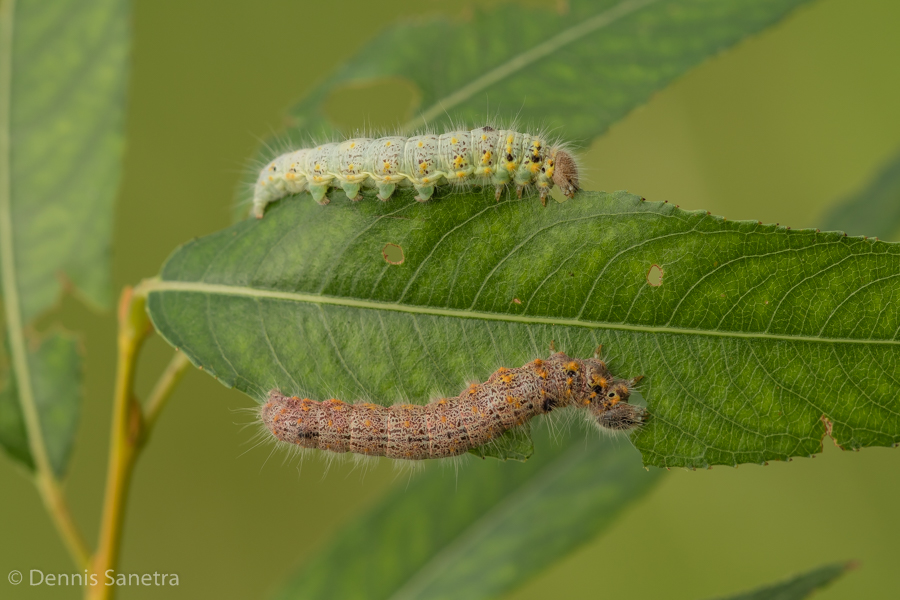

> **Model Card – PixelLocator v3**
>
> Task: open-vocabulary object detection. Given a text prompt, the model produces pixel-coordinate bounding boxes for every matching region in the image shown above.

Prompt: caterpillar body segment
[251,126,581,218]
[261,351,645,460]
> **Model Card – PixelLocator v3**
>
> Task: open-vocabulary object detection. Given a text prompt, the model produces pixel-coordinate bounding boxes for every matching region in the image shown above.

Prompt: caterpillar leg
[539,187,550,207]
[377,183,396,201]
[414,185,435,202]
[494,185,505,201]
[308,184,330,205]
[253,201,267,219]
[341,182,362,201]
[516,185,525,199]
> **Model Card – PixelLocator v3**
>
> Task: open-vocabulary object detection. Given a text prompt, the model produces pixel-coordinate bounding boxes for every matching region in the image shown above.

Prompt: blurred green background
[3,0,900,598]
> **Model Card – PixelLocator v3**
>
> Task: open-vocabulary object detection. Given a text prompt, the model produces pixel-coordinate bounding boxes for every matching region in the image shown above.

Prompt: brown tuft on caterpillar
[260,351,647,460]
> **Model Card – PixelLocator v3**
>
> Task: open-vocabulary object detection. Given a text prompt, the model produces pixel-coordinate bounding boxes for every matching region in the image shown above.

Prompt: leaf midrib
[399,0,662,133]
[140,279,900,347]
[0,0,52,477]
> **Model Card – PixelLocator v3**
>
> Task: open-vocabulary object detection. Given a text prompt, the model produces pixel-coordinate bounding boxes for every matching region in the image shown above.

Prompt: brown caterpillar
[261,350,646,460]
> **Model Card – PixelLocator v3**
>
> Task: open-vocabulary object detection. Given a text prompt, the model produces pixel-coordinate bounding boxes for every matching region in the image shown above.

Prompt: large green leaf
[821,148,900,242]
[272,429,661,600]
[712,562,853,600]
[287,0,817,140]
[145,190,900,468]
[0,0,130,475]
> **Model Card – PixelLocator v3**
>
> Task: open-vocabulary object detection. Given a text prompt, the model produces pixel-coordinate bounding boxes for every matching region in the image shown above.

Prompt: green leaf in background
[145,190,900,468]
[821,148,900,242]
[287,0,817,139]
[0,0,130,475]
[273,429,660,600]
[711,562,854,600]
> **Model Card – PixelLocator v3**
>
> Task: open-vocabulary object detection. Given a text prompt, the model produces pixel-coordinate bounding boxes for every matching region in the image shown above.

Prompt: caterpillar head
[551,150,579,199]
[584,361,647,432]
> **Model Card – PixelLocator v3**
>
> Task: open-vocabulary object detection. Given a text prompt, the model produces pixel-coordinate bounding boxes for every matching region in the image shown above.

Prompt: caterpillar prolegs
[252,127,581,218]
[261,350,646,460]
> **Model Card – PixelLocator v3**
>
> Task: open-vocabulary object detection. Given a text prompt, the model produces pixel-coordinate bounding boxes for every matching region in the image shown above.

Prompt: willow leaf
[145,190,900,468]
[712,562,853,600]
[288,0,817,140]
[0,0,130,475]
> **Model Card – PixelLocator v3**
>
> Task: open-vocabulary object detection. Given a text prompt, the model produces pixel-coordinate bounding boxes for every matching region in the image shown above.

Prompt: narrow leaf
[272,430,661,600]
[146,190,900,468]
[821,148,900,242]
[287,0,818,139]
[0,0,130,474]
[711,562,854,600]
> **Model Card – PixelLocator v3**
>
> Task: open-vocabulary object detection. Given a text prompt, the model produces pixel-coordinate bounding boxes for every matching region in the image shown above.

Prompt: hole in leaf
[382,243,405,265]
[647,264,663,287]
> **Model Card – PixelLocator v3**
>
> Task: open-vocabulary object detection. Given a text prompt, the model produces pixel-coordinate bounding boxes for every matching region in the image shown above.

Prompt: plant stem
[87,287,151,600]
[143,351,192,439]
[86,283,192,599]
[37,473,91,568]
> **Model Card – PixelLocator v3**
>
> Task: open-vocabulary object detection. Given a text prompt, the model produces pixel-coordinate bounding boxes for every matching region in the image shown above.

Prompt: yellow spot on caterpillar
[348,163,355,170]
[404,420,410,428]
[417,141,424,147]
[507,135,514,143]
[382,161,391,173]
[314,163,321,170]
[328,419,333,427]
[268,176,274,182]
[534,359,544,367]
[566,361,579,372]
[538,368,549,379]
[364,419,372,427]
[529,162,541,174]
[296,418,303,424]
[440,415,447,423]
[481,134,487,140]
[350,142,356,148]
[385,141,392,146]
[419,162,429,173]
[566,377,574,386]
[260,181,266,186]
[501,374,513,384]
[582,399,590,405]
[438,399,448,405]
[472,406,479,414]
[451,137,458,144]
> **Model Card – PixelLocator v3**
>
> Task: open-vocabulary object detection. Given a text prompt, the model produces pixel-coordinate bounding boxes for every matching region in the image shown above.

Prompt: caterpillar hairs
[251,125,581,218]
[261,349,646,461]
